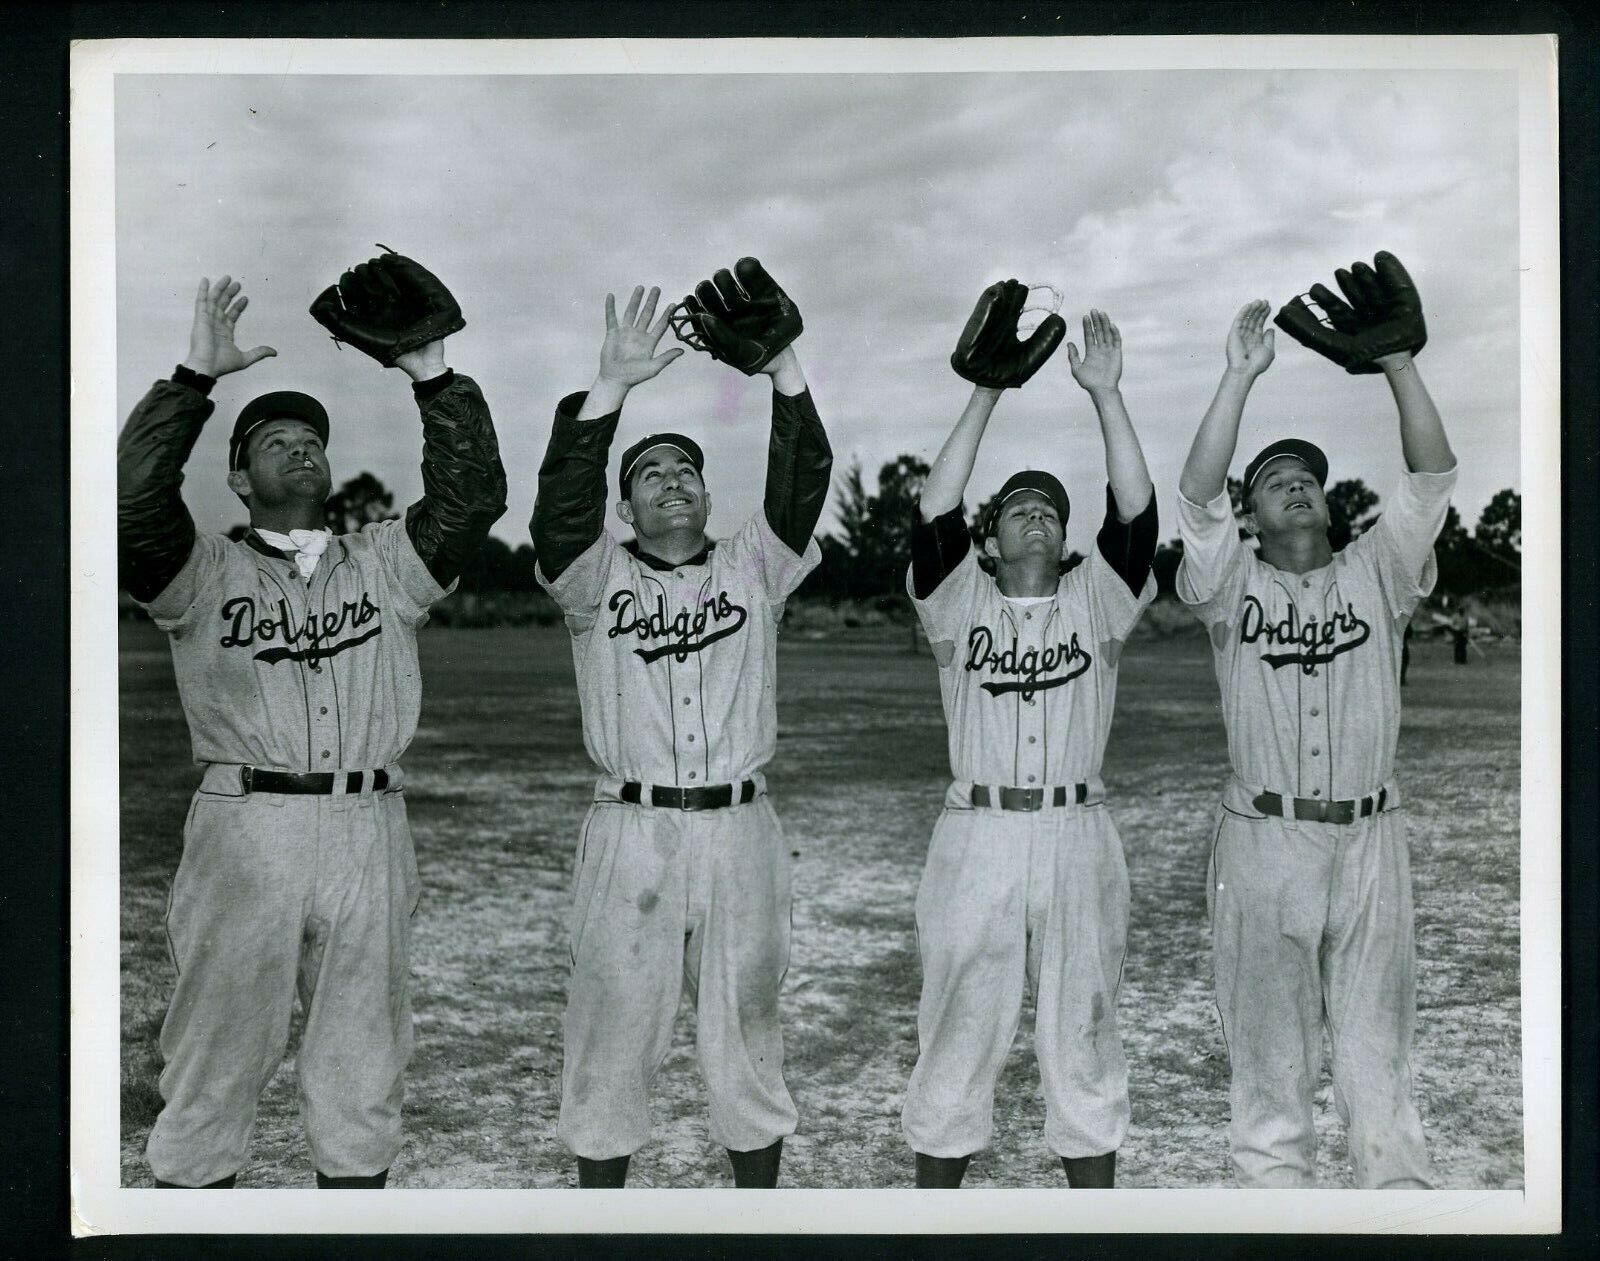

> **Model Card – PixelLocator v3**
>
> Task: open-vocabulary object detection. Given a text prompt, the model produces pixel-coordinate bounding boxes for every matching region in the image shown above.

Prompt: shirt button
[1028,736,1037,744]
[687,734,695,743]
[1302,579,1311,589]
[321,750,331,760]
[687,771,697,781]
[1312,787,1322,797]
[1026,775,1037,784]
[319,706,328,716]
[675,570,684,579]
[1311,747,1321,757]
[682,697,692,706]
[1309,707,1319,717]
[1024,611,1033,621]
[1308,669,1318,678]
[310,663,322,673]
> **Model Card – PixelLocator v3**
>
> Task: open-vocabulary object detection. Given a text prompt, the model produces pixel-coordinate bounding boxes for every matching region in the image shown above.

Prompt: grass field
[117,613,1524,1189]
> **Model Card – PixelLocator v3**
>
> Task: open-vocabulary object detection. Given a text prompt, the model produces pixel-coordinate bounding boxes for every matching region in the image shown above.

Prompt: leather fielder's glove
[1273,250,1426,375]
[668,256,802,374]
[310,247,466,367]
[951,279,1067,389]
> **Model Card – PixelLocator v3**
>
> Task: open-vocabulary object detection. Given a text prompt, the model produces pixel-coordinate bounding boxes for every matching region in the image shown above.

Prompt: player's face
[1247,459,1328,538]
[233,419,332,507]
[986,491,1066,565]
[622,448,709,538]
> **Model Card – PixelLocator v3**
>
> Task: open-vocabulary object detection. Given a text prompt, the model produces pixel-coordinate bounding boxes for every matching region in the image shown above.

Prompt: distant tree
[1325,478,1380,550]
[323,472,397,535]
[1474,489,1521,569]
[1152,537,1185,597]
[832,454,930,599]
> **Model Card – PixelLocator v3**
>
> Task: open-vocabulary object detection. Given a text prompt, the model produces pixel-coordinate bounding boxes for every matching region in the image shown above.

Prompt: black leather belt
[240,767,390,795]
[619,779,758,811]
[970,784,1089,812]
[1252,787,1388,825]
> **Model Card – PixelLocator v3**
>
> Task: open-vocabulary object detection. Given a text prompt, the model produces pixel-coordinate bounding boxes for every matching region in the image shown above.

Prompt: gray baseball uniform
[531,386,831,1161]
[1176,462,1456,1187]
[119,368,506,1187]
[901,488,1157,1160]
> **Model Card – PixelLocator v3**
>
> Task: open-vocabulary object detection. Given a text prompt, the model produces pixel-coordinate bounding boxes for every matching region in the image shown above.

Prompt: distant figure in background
[1401,621,1413,685]
[1451,608,1470,665]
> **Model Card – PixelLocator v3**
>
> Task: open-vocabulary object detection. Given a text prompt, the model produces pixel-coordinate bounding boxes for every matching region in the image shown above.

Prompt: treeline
[209,460,1518,626]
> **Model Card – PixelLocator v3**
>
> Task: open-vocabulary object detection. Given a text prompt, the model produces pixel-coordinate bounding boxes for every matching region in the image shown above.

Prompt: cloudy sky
[113,67,1521,546]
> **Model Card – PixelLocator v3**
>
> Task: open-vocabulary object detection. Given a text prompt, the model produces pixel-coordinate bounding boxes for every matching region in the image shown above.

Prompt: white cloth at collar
[256,527,332,581]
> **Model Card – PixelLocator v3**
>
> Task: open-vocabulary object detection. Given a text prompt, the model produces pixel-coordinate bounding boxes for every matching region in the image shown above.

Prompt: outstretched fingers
[637,285,661,329]
[621,285,644,327]
[604,292,619,332]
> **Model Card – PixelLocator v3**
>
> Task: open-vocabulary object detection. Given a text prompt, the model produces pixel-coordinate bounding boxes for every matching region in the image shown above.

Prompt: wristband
[172,364,217,396]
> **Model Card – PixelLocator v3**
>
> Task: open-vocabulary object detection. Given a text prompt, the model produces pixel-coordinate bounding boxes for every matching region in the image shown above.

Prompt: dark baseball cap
[1243,439,1328,493]
[988,469,1071,534]
[618,432,705,497]
[230,391,330,471]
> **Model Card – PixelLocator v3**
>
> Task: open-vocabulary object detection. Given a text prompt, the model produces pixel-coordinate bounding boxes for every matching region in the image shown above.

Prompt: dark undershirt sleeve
[403,370,509,588]
[910,506,974,600]
[761,387,834,555]
[116,369,216,603]
[1094,483,1159,594]
[530,390,620,583]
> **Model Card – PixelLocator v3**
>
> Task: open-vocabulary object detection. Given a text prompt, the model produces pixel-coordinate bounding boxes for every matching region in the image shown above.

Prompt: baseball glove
[950,279,1067,389]
[309,247,465,367]
[668,256,802,375]
[1272,250,1426,375]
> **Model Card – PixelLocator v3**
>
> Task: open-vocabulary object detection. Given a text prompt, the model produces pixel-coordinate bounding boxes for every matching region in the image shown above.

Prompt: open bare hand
[181,276,277,378]
[1067,309,1123,394]
[597,286,684,389]
[1226,299,1276,378]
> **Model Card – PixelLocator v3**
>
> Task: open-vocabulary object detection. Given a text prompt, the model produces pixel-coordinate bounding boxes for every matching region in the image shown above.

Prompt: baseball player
[901,281,1158,1189]
[530,260,831,1189]
[118,254,507,1188]
[1176,252,1454,1187]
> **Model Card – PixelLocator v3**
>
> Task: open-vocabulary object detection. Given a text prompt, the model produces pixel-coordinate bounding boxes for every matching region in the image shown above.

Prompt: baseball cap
[230,391,331,471]
[1242,439,1328,493]
[618,432,705,497]
[987,470,1071,534]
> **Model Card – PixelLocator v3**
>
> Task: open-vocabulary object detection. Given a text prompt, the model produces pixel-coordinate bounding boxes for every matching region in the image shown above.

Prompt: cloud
[114,67,1523,546]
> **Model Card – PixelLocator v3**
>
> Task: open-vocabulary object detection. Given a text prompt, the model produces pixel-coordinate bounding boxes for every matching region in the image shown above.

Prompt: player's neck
[634,526,710,567]
[994,556,1059,598]
[250,503,328,535]
[1257,528,1334,575]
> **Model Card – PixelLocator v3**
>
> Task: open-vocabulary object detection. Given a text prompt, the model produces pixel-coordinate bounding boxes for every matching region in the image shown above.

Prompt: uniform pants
[145,780,419,1187]
[1209,799,1433,1188]
[902,800,1131,1160]
[558,794,798,1159]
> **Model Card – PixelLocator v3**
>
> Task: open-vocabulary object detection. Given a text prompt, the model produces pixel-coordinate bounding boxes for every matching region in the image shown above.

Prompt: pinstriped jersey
[538,514,818,786]
[141,520,448,771]
[1175,465,1457,798]
[908,498,1156,787]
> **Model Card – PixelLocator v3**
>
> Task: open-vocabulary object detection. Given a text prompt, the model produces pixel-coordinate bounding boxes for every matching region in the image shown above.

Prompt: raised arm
[530,286,682,580]
[394,341,508,588]
[117,276,277,601]
[756,345,834,554]
[1377,352,1454,473]
[1179,299,1275,504]
[1068,309,1152,521]
[921,386,1003,521]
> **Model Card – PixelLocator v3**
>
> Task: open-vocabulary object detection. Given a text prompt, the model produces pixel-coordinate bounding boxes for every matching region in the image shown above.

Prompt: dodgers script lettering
[219,593,383,665]
[608,589,749,664]
[1240,595,1370,672]
[965,625,1092,699]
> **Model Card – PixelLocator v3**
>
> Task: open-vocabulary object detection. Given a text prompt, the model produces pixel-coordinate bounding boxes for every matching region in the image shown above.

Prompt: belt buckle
[677,787,697,812]
[1002,786,1043,812]
[240,765,254,793]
